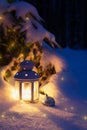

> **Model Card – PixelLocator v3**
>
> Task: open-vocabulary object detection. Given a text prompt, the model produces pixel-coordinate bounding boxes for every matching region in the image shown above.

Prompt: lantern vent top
[20,60,34,70]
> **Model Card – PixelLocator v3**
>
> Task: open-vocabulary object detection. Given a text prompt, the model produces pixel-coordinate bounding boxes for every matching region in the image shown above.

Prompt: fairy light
[1,114,5,118]
[83,116,87,120]
[26,16,29,21]
[7,42,16,51]
[7,28,11,32]
[61,77,64,81]
[10,42,15,48]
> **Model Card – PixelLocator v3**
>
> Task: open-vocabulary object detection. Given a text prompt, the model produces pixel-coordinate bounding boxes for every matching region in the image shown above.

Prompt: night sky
[25,0,86,49]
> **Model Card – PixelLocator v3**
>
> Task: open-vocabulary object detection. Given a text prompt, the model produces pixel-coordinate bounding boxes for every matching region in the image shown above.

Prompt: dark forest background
[21,0,86,49]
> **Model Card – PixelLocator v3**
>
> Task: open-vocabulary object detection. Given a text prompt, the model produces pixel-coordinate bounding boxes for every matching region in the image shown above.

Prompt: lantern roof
[14,70,40,81]
[20,60,34,70]
[14,60,40,81]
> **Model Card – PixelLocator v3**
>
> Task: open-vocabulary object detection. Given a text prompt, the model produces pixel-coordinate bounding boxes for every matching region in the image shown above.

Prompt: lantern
[14,60,40,103]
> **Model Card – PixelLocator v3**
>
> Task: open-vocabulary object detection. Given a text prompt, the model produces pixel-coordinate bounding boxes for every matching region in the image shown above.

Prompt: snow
[0,48,87,130]
[7,1,42,21]
[0,1,87,129]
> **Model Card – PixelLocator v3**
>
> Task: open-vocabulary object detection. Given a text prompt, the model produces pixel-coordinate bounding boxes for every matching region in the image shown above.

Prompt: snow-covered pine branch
[7,1,43,22]
[0,0,61,48]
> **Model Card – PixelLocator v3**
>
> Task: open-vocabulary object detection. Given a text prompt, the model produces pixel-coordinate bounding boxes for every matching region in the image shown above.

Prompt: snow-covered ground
[0,48,87,130]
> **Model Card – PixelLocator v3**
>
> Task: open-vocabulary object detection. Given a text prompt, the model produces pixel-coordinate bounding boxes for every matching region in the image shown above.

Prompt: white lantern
[14,60,40,102]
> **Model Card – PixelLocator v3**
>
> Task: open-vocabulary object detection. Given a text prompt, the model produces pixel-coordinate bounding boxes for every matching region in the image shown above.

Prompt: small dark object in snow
[42,94,55,107]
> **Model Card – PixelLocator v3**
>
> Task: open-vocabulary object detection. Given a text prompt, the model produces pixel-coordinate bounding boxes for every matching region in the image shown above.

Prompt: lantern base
[21,99,39,103]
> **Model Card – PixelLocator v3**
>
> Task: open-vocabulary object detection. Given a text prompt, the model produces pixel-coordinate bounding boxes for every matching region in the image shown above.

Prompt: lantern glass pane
[34,81,39,100]
[22,82,32,101]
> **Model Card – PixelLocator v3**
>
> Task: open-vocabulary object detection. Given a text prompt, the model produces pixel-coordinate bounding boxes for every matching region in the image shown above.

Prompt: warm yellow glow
[7,29,11,32]
[14,81,39,101]
[40,82,60,102]
[9,101,40,113]
[10,42,15,48]
[0,16,3,20]
[0,54,2,59]
[22,82,32,100]
[1,114,5,118]
[34,81,39,100]
[7,42,16,51]
[25,16,29,21]
[43,114,47,118]
[18,53,24,62]
[13,81,20,100]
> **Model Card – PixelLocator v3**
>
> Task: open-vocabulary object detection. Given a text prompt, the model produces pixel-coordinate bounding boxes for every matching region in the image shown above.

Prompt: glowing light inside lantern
[14,81,39,101]
[22,82,32,100]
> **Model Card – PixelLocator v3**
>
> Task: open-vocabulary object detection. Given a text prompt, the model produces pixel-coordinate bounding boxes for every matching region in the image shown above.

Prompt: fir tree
[0,0,60,85]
